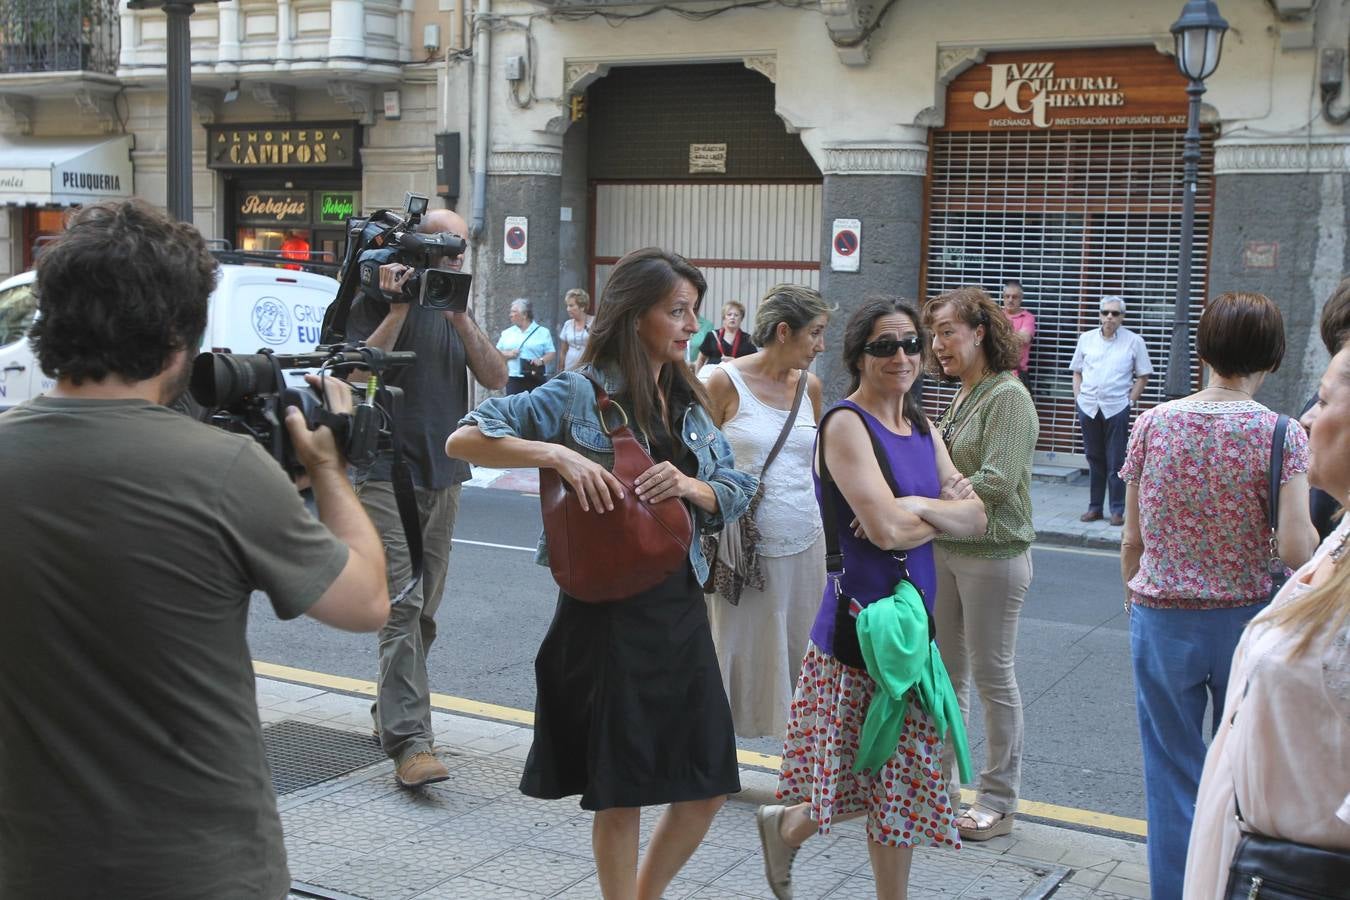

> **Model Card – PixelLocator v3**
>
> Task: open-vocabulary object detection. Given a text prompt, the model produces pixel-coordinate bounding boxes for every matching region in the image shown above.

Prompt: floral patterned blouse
[1119,399,1310,609]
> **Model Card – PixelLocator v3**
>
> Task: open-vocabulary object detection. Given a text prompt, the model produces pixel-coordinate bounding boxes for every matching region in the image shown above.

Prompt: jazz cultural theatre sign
[206,124,358,169]
[945,47,1190,131]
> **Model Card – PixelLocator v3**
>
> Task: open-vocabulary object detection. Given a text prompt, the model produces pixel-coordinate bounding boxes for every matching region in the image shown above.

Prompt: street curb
[1035,529,1122,551]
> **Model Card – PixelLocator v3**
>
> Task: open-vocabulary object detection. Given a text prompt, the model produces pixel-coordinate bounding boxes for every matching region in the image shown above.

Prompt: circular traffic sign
[506,226,526,250]
[834,230,858,256]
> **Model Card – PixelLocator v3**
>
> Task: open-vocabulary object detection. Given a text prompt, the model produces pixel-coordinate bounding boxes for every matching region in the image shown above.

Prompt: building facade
[1,0,1344,461]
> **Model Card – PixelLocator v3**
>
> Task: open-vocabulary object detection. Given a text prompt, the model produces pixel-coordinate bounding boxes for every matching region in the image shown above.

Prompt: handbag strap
[1268,414,1289,532]
[817,403,902,575]
[759,370,809,480]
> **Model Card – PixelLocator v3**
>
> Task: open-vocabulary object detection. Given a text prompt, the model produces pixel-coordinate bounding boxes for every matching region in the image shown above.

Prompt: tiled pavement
[262,677,1149,900]
[465,466,1124,552]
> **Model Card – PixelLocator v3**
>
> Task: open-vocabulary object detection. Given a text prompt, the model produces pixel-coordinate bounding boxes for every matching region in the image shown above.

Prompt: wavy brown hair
[580,247,710,439]
[921,286,1021,379]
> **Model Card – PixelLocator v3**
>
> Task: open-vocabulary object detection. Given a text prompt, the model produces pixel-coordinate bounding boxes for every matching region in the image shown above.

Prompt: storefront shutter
[923,127,1215,461]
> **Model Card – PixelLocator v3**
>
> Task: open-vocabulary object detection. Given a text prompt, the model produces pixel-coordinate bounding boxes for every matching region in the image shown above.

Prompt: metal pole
[1165,79,1206,400]
[164,1,195,223]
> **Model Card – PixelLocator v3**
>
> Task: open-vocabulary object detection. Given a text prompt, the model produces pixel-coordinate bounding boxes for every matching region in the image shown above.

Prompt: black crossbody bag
[1223,675,1350,899]
[817,405,933,670]
[1265,414,1290,601]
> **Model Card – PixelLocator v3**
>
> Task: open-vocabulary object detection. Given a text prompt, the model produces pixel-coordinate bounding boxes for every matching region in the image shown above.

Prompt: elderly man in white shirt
[1071,295,1153,526]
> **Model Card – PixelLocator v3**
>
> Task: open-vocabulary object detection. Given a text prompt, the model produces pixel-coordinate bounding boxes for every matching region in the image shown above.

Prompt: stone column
[815,142,929,401]
[1209,137,1350,413]
[474,145,564,352]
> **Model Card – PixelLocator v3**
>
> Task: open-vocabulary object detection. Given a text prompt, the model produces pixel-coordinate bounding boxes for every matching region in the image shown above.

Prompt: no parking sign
[830,218,861,273]
[503,216,528,265]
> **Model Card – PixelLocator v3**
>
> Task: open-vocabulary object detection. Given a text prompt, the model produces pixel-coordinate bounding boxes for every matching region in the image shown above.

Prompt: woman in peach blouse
[1182,342,1350,899]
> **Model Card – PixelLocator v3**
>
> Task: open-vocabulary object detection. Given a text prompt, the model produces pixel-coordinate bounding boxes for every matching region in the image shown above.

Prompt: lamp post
[1165,0,1228,400]
[127,1,221,223]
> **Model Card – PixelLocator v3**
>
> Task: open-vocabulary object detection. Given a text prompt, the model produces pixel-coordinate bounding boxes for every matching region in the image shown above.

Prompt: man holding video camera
[0,199,390,899]
[348,207,508,787]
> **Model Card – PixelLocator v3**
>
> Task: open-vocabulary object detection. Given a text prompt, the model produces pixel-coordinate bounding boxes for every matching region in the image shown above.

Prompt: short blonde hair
[564,288,590,313]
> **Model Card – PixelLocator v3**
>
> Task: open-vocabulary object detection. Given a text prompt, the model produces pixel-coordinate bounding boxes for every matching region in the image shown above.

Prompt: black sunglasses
[863,335,923,358]
[1101,310,1123,317]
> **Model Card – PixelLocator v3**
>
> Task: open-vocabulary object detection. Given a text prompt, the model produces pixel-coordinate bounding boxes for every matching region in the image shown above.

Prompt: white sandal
[955,805,1013,841]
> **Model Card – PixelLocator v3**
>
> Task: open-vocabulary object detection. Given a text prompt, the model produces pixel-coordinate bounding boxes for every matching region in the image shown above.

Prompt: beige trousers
[932,545,1033,815]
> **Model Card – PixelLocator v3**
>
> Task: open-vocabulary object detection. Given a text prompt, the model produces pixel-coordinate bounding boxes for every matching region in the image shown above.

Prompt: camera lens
[189,352,274,408]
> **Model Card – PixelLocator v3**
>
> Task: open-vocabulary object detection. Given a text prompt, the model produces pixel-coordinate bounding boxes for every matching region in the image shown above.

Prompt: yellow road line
[254,660,1146,837]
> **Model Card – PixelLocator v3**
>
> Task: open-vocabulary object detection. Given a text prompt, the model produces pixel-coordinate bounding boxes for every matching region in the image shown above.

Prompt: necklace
[939,370,995,445]
[1207,384,1253,398]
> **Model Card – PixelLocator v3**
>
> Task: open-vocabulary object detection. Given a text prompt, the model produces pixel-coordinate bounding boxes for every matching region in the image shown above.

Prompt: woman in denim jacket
[447,248,755,900]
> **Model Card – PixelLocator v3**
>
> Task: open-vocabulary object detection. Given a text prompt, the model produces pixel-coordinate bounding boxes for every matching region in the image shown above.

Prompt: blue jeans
[1130,603,1265,900]
[1079,406,1130,515]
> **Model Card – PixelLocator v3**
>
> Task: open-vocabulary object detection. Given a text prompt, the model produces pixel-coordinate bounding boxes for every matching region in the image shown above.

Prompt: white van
[0,263,340,411]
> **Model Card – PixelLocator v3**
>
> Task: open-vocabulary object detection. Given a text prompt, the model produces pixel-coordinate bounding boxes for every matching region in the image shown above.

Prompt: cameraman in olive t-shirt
[0,201,390,900]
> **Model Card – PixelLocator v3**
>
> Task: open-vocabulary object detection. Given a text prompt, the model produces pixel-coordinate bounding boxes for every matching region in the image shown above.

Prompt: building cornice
[1215,138,1350,175]
[486,147,563,177]
[821,143,928,177]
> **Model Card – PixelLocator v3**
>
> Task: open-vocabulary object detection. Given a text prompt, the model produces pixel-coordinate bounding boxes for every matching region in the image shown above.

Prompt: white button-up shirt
[1071,326,1153,418]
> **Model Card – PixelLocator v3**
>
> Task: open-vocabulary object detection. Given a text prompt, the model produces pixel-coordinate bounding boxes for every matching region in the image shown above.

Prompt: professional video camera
[349,192,472,311]
[189,343,413,476]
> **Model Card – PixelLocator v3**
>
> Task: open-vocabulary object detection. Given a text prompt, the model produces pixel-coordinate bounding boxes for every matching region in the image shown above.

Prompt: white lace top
[1182,515,1350,899]
[718,363,822,557]
[559,317,592,370]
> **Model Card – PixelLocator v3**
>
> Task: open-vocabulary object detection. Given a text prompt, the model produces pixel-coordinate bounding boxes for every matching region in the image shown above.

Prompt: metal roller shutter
[591,181,822,330]
[923,128,1215,462]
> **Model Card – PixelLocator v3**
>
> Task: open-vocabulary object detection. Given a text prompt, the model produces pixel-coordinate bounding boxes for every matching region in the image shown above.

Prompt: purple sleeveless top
[808,400,942,655]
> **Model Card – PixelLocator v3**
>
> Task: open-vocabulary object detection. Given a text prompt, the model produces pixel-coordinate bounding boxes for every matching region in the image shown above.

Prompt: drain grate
[262,719,386,795]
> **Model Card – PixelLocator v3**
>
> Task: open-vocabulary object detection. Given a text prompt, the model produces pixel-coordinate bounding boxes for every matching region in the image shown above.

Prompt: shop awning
[0,135,133,207]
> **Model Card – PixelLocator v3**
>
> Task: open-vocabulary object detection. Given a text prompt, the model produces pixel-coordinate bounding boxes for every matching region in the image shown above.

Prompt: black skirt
[519,568,741,810]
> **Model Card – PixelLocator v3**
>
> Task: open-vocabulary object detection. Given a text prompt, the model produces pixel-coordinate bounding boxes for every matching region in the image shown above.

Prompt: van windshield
[0,281,37,348]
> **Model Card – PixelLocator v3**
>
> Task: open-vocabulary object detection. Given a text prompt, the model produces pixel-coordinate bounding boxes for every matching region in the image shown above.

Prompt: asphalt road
[247,484,1144,822]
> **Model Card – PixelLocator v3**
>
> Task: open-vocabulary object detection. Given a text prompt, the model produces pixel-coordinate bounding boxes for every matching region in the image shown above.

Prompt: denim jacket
[459,366,757,585]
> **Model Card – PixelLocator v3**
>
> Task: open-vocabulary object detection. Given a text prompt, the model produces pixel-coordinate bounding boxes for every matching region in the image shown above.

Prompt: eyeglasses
[863,335,923,358]
[1101,310,1123,317]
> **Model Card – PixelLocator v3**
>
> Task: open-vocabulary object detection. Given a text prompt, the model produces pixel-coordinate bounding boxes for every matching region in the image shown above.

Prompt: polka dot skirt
[775,642,961,849]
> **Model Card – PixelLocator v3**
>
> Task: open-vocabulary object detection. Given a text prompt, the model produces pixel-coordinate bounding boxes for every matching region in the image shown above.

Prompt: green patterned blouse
[933,371,1039,559]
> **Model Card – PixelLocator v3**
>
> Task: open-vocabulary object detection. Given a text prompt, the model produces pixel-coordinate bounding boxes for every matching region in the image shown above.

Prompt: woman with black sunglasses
[922,286,1038,843]
[755,297,986,900]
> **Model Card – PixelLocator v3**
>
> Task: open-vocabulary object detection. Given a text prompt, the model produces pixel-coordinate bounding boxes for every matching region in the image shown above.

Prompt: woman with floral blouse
[1119,291,1318,899]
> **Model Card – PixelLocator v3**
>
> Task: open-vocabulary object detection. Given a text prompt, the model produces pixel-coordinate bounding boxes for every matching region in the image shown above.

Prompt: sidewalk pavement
[465,467,1124,552]
[262,675,1148,900]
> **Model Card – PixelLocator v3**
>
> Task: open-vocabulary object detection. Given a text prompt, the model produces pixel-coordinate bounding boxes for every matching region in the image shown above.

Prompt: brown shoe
[1080,510,1103,522]
[395,751,449,788]
[1109,513,1125,527]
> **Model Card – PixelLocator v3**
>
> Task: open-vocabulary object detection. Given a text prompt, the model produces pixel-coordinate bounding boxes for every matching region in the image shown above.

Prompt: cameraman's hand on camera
[549,445,626,513]
[286,374,352,477]
[378,263,415,304]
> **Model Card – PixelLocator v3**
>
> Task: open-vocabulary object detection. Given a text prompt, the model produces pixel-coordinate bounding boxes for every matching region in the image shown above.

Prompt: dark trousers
[1079,406,1130,515]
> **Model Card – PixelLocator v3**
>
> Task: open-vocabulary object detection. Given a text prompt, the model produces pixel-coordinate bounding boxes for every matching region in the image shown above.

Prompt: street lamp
[1165,0,1228,400]
[127,1,221,224]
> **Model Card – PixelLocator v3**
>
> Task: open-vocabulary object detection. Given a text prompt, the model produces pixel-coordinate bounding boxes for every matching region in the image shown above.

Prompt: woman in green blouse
[923,286,1039,842]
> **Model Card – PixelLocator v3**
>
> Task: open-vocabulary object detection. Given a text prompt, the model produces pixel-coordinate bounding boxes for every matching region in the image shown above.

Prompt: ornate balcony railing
[0,0,120,75]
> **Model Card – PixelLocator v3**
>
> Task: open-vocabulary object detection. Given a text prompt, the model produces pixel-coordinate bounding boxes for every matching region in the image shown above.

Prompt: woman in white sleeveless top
[704,284,832,739]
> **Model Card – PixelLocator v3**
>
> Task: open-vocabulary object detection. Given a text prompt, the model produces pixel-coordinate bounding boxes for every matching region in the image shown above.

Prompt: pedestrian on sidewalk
[447,247,756,900]
[0,200,390,899]
[703,284,831,739]
[1183,336,1350,900]
[1071,295,1153,526]
[498,297,557,394]
[1000,279,1036,387]
[923,284,1036,841]
[558,287,594,371]
[926,286,1039,842]
[1120,291,1318,899]
[695,300,758,373]
[349,207,507,789]
[757,298,987,900]
[1304,278,1350,540]
[1188,337,1350,900]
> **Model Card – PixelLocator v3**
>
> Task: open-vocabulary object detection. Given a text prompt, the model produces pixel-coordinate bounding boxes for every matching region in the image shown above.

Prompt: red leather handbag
[539,374,694,602]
